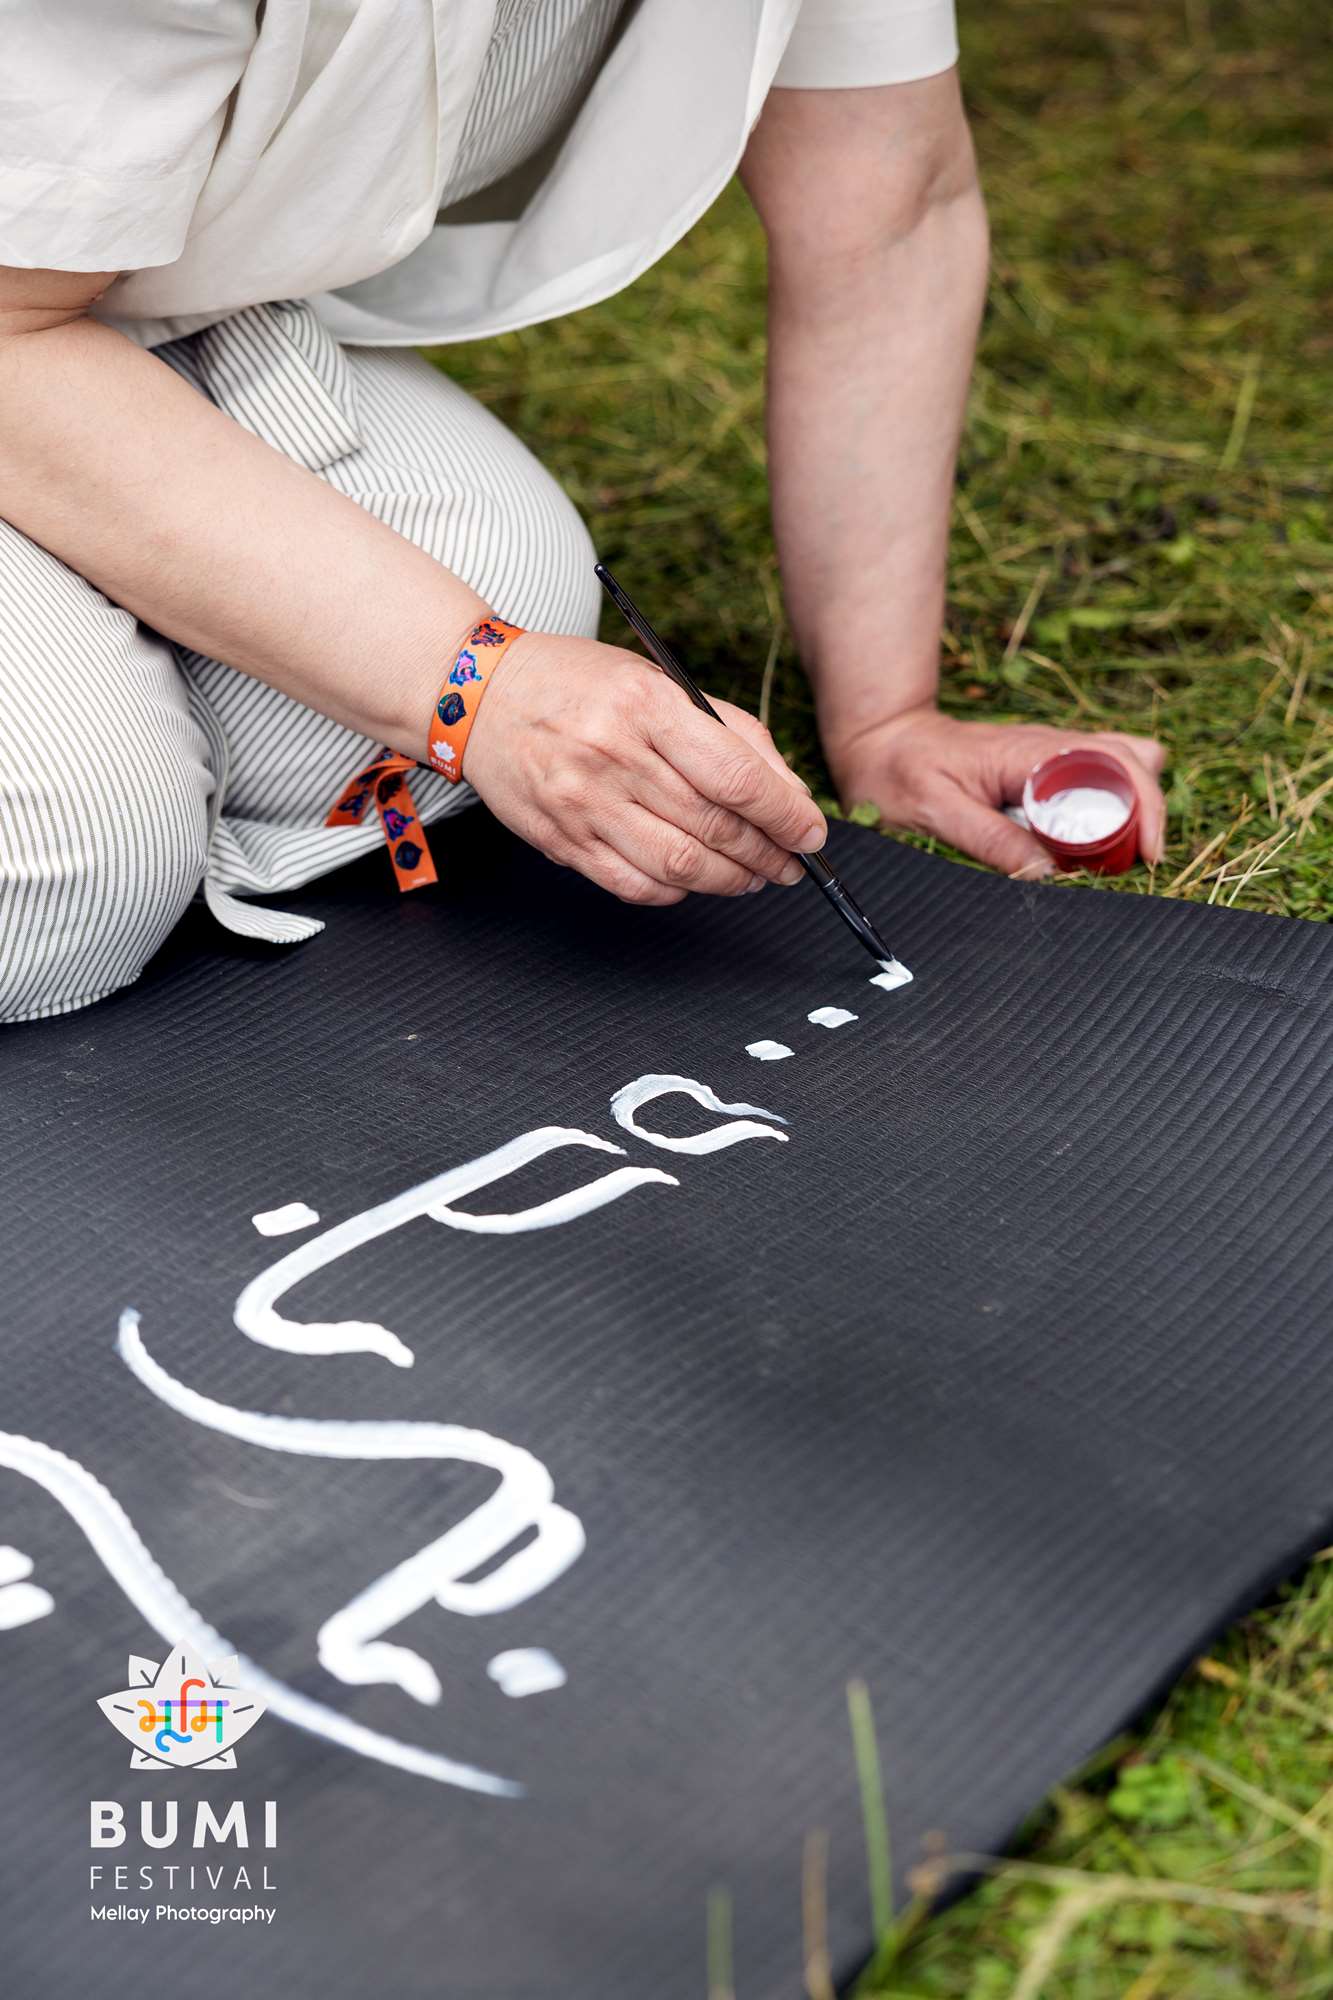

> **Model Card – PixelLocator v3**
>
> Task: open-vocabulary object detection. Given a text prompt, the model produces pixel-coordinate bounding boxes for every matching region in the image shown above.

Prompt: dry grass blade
[802,1830,836,2000]
[1219,356,1262,472]
[1010,1886,1117,2000]
[1194,1656,1333,1734]
[1165,811,1249,895]
[706,1885,734,2000]
[1185,1751,1333,1858]
[925,1851,1333,1928]
[1224,826,1299,903]
[1004,566,1051,662]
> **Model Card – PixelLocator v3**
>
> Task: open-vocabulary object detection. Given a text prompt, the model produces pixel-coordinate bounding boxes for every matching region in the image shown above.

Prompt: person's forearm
[740,82,1165,874]
[0,312,488,753]
[0,280,828,909]
[751,103,988,752]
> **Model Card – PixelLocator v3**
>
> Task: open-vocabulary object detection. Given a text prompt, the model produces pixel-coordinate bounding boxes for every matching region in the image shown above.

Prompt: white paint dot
[486,1648,567,1699]
[745,1040,794,1061]
[0,1583,55,1631]
[0,1549,54,1630]
[870,959,913,992]
[807,1006,858,1029]
[251,1201,321,1236]
[0,1545,32,1587]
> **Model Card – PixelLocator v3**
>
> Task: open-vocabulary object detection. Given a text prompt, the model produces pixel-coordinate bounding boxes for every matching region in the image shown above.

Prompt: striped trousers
[0,301,600,1022]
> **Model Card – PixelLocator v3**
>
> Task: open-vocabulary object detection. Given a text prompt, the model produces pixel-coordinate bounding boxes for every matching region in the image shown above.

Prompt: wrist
[422,612,526,783]
[377,591,491,754]
[803,622,940,745]
[321,598,520,895]
[817,682,939,765]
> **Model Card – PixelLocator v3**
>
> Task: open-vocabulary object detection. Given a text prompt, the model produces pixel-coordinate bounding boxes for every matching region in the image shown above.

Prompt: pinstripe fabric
[0,527,213,1020]
[0,306,600,1022]
[0,2,619,1023]
[443,0,626,208]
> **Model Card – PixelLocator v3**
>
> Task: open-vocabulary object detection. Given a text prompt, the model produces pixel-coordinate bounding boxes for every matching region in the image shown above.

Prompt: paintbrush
[595,564,899,971]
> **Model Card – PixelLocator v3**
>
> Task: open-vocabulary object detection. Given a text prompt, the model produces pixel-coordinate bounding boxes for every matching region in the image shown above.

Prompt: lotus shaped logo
[96,1642,266,1771]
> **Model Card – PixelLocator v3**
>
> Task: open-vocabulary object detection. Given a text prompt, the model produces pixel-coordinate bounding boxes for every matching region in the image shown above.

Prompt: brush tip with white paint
[870,959,913,992]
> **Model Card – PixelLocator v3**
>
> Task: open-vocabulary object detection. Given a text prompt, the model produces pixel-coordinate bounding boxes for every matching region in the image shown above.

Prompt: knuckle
[711,751,765,813]
[613,671,656,731]
[547,770,588,818]
[657,832,703,888]
[613,870,668,906]
[771,790,816,844]
[582,712,624,759]
[912,798,943,842]
[596,858,643,902]
[614,676,648,721]
[694,800,744,852]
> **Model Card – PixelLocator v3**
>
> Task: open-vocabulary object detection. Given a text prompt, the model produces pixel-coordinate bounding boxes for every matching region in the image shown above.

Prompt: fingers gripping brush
[595,564,904,974]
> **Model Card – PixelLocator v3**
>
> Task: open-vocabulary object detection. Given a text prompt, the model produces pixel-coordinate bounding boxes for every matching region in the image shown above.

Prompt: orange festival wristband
[423,614,524,782]
[324,614,524,893]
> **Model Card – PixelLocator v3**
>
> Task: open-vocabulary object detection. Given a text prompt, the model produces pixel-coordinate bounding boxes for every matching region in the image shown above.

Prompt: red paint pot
[1021,747,1140,875]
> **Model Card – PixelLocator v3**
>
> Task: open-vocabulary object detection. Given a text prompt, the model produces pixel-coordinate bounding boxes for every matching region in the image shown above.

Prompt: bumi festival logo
[96,1641,266,1770]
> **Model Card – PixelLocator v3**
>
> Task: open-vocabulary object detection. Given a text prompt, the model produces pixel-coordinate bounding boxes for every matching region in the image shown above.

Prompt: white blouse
[0,0,958,351]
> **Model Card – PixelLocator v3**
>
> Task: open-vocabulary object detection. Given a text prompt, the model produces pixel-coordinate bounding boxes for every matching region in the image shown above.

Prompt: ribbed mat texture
[1,817,1330,1998]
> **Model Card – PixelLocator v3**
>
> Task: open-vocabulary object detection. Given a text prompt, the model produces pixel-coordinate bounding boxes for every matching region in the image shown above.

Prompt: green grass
[430,0,1333,1989]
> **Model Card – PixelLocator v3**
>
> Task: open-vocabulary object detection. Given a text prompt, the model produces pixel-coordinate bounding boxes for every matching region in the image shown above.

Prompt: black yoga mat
[2,815,1331,1999]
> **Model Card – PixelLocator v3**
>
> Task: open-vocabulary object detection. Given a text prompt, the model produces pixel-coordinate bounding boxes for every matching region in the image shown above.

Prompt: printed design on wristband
[426,616,524,784]
[323,615,521,895]
[325,753,439,895]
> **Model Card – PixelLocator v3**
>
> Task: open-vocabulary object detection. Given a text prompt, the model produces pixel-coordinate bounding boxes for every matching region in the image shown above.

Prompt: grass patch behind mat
[431,1,1332,1990]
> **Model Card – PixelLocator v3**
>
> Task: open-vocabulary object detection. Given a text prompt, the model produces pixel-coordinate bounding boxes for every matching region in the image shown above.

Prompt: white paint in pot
[1025,786,1129,845]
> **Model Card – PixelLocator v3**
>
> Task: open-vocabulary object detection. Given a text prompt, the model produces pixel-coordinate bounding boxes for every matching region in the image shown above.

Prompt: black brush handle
[594,564,897,968]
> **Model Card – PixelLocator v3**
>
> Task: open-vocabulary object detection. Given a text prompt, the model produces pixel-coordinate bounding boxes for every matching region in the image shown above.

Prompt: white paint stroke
[118,1312,585,1710]
[487,1648,566,1698]
[870,959,914,992]
[251,1201,321,1237]
[234,1127,677,1368]
[745,1040,793,1062]
[609,1075,787,1154]
[0,1543,34,1585]
[0,1581,56,1630]
[807,1007,858,1029]
[0,1426,521,1796]
[0,1546,54,1630]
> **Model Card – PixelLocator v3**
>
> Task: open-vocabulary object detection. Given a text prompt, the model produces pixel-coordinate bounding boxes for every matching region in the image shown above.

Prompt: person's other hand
[823,706,1167,877]
[463,631,826,904]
